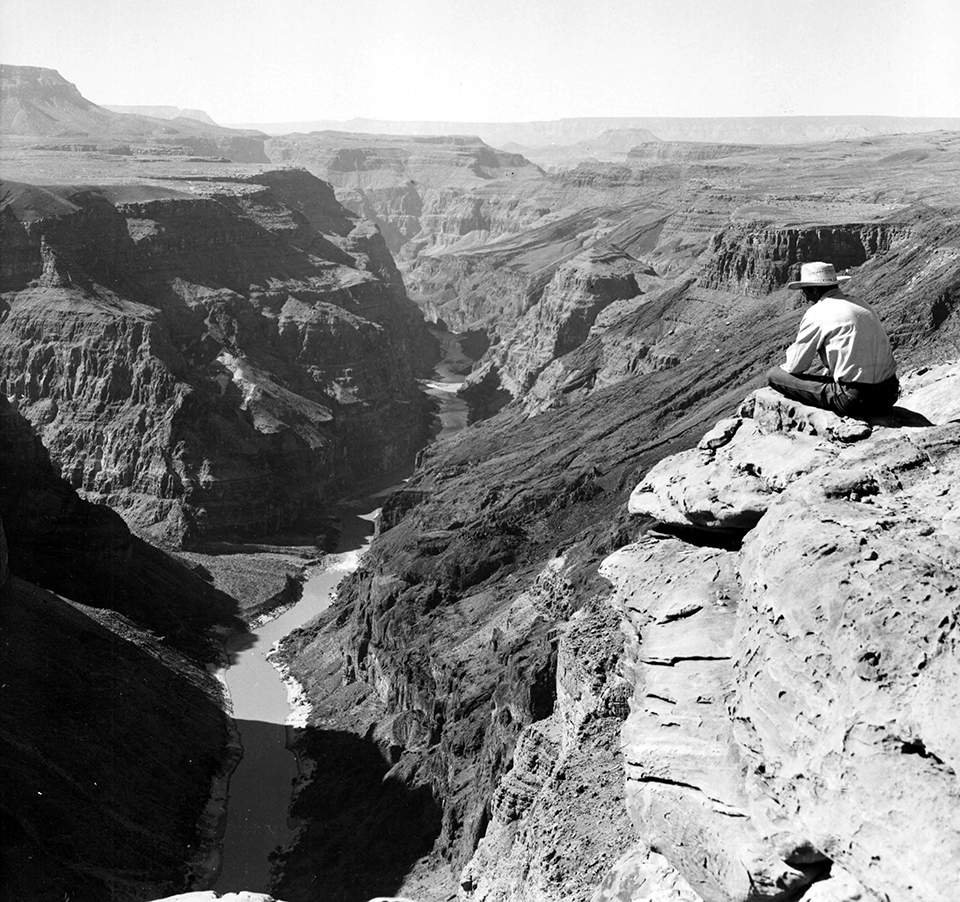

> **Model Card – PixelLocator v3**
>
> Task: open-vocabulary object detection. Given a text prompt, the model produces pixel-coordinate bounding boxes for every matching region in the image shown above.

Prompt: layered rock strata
[626,142,758,163]
[0,170,435,544]
[603,369,960,901]
[700,224,906,296]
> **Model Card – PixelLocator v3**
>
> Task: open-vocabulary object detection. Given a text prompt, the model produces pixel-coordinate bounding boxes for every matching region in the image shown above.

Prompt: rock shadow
[0,579,232,902]
[214,718,301,894]
[0,396,248,660]
[868,405,935,428]
[272,727,443,902]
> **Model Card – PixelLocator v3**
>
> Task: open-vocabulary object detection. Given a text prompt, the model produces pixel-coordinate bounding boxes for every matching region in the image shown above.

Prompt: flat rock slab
[629,401,842,530]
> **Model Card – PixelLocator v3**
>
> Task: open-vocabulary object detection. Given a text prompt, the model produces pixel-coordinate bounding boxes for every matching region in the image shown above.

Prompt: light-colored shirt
[781,289,897,384]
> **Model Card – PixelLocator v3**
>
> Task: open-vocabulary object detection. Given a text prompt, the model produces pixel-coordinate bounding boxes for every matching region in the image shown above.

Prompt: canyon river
[211,330,469,894]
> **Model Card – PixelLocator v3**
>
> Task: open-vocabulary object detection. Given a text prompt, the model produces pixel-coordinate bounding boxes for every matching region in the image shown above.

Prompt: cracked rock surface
[604,364,960,902]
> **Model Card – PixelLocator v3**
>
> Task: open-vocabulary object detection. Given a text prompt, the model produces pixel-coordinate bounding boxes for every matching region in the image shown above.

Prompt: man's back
[785,290,896,384]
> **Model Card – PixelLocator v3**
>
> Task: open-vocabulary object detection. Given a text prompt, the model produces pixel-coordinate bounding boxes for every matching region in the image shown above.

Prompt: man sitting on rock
[767,261,899,418]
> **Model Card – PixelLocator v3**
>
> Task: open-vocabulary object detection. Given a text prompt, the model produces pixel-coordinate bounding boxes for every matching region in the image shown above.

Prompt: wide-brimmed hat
[787,261,852,290]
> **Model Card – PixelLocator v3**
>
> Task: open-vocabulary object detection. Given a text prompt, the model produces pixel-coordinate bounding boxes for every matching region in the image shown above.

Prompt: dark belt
[837,374,899,391]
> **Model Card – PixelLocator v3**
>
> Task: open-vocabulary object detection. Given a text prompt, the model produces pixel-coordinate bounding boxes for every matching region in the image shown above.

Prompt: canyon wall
[5,77,960,901]
[626,142,758,163]
[0,396,239,901]
[263,132,547,259]
[0,170,436,545]
[700,223,907,296]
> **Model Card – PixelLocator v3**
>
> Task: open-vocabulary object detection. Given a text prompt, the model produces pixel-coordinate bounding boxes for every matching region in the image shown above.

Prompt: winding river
[211,329,469,894]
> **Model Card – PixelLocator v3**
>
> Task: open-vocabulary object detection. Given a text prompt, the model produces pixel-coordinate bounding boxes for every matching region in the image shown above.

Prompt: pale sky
[1,0,958,125]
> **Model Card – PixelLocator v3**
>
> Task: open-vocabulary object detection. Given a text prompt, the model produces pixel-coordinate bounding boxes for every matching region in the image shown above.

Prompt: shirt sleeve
[781,308,822,374]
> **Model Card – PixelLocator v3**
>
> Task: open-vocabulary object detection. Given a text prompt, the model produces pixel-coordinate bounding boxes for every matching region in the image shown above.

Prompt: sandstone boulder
[626,382,951,531]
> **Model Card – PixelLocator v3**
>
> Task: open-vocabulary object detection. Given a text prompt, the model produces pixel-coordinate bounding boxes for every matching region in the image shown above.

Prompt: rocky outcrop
[0,171,436,545]
[603,365,960,901]
[700,224,907,296]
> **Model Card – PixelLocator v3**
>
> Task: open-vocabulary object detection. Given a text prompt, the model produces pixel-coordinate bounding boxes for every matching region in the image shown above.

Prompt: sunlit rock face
[0,170,435,545]
[603,366,960,902]
[457,593,634,902]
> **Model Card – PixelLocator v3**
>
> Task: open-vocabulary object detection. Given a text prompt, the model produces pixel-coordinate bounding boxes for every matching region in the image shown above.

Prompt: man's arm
[780,309,822,374]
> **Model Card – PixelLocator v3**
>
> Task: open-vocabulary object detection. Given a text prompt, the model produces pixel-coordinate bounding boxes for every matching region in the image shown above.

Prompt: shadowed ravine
[211,331,469,895]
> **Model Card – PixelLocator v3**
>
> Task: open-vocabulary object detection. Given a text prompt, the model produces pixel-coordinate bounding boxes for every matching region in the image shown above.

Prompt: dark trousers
[766,367,899,419]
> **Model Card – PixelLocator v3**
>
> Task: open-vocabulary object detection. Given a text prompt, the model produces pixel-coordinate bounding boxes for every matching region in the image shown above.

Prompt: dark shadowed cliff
[0,397,240,901]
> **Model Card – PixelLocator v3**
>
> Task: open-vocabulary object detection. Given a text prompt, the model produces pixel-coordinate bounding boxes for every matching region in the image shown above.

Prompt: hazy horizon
[2,0,958,125]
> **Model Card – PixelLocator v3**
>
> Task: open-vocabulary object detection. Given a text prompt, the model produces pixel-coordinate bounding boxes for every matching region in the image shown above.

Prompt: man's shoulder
[820,292,878,317]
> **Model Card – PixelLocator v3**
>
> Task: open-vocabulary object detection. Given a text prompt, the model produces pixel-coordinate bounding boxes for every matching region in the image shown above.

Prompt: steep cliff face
[0,396,238,901]
[603,370,960,902]
[0,171,436,544]
[455,596,634,902]
[700,223,907,296]
[627,141,758,163]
